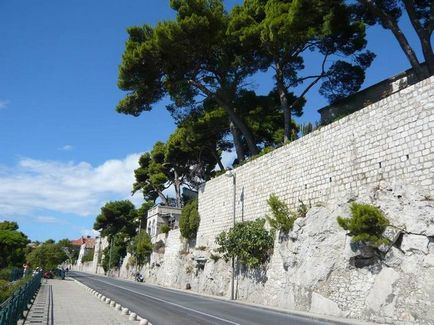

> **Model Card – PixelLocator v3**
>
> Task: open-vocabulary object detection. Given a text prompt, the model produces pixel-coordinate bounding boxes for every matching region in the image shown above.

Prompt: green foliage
[266,194,297,234]
[337,202,390,246]
[0,221,30,268]
[160,224,171,234]
[216,219,274,268]
[179,199,200,240]
[209,253,220,263]
[101,235,128,272]
[231,0,374,141]
[167,107,231,185]
[127,232,153,269]
[117,0,262,161]
[0,275,32,304]
[81,248,95,263]
[26,242,67,270]
[153,240,165,254]
[93,200,137,240]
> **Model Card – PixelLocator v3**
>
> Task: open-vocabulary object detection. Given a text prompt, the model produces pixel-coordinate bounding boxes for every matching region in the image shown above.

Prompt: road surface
[69,271,340,325]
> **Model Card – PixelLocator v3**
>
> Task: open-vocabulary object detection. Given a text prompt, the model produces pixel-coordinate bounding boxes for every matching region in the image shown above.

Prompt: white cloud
[0,99,10,110]
[0,153,142,217]
[220,150,236,168]
[59,145,73,151]
[34,216,62,224]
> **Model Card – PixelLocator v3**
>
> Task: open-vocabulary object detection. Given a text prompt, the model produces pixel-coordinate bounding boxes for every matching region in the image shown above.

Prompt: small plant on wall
[179,199,200,240]
[160,224,171,235]
[266,194,297,235]
[215,219,274,268]
[337,202,390,247]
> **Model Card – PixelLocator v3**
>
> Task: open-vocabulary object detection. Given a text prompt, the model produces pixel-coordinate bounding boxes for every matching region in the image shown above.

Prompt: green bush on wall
[337,202,390,247]
[160,224,171,234]
[266,194,297,234]
[215,218,274,268]
[179,199,200,240]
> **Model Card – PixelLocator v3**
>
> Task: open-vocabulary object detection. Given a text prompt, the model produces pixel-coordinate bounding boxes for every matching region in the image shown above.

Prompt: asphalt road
[68,271,340,325]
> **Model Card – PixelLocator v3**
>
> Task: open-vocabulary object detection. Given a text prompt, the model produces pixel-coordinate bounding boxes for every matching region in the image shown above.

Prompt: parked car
[43,271,54,279]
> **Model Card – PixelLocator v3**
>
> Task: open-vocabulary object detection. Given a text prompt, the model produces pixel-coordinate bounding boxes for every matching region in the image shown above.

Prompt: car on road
[43,271,54,279]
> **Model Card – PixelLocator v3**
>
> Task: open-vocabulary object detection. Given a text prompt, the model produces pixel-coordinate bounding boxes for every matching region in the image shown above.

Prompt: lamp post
[225,170,236,300]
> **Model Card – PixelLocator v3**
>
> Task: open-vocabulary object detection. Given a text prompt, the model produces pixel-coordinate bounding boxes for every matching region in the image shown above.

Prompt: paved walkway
[25,278,131,325]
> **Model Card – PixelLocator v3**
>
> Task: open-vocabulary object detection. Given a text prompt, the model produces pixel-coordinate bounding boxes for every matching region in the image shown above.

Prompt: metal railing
[0,272,42,325]
[9,268,24,282]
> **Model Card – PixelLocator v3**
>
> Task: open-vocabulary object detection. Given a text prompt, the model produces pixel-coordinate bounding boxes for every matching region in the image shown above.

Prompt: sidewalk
[24,278,132,325]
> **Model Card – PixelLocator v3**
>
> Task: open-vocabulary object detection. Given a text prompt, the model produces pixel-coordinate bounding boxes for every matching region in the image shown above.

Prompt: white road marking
[80,274,240,325]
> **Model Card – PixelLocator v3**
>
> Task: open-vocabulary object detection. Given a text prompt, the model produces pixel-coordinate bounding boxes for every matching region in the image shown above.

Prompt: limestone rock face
[127,182,434,324]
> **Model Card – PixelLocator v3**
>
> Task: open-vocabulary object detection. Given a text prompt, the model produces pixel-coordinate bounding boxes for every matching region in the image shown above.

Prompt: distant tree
[356,0,433,79]
[127,231,153,269]
[101,234,127,272]
[231,0,374,142]
[179,199,200,240]
[0,221,29,268]
[93,200,137,240]
[81,248,95,263]
[57,238,78,263]
[26,242,67,270]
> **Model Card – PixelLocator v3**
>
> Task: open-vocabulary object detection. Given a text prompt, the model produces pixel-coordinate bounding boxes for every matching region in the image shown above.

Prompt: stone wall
[87,77,433,324]
[318,64,430,124]
[197,76,434,249]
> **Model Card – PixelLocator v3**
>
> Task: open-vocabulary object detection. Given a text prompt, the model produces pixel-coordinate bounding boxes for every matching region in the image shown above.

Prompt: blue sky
[0,0,424,241]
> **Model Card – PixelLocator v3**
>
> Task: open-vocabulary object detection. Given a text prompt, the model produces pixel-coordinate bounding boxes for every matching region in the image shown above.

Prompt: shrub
[81,248,95,263]
[0,276,32,304]
[160,224,171,234]
[209,253,220,263]
[179,199,200,240]
[216,219,274,268]
[102,235,128,272]
[266,194,297,234]
[153,240,165,254]
[337,202,390,247]
[127,232,153,268]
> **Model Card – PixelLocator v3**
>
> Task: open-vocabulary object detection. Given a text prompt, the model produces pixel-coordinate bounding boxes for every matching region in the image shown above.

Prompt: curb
[68,277,152,325]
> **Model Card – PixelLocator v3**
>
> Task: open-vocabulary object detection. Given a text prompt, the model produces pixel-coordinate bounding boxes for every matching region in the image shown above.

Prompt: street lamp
[225,170,236,300]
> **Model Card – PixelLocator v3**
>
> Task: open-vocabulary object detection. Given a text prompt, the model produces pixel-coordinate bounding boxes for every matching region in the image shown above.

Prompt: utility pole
[225,170,236,300]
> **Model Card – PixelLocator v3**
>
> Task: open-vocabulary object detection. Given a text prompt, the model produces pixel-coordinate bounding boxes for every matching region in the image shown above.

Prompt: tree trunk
[276,62,291,143]
[157,191,167,205]
[211,149,225,171]
[402,0,434,75]
[188,79,259,156]
[230,121,245,162]
[365,0,427,80]
[420,37,434,75]
[173,169,182,208]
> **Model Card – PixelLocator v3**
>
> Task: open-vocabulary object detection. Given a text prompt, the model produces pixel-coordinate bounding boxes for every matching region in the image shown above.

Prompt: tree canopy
[26,241,67,270]
[230,0,374,142]
[0,221,29,268]
[93,200,138,240]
